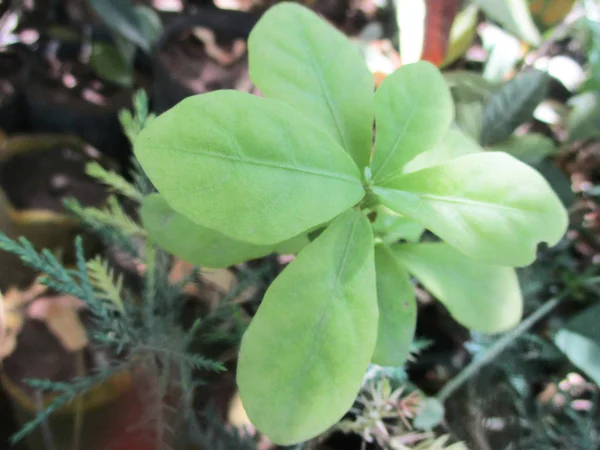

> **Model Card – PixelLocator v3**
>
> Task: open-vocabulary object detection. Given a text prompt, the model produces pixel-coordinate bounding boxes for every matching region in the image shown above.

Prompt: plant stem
[359,188,380,211]
[436,295,565,403]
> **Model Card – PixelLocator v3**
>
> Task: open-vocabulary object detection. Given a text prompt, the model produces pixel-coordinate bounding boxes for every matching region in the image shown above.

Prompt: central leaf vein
[175,146,359,184]
[292,215,358,393]
[375,86,424,181]
[299,18,349,153]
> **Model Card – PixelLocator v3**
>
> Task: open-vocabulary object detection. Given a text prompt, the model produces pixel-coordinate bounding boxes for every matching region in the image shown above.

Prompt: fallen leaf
[228,390,254,433]
[0,279,48,360]
[27,294,88,352]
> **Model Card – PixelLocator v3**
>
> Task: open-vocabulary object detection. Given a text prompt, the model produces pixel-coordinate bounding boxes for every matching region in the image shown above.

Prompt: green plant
[0,91,253,449]
[134,2,569,445]
[337,376,466,450]
[86,0,162,86]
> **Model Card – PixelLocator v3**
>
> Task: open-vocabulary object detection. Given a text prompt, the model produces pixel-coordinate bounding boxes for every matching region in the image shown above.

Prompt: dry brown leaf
[191,27,247,66]
[27,294,88,352]
[0,280,48,360]
[227,390,254,433]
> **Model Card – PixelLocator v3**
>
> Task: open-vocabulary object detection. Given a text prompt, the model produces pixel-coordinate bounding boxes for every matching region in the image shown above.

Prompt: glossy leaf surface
[481,69,550,146]
[392,243,523,332]
[373,152,568,267]
[237,209,378,444]
[135,91,364,245]
[248,2,374,168]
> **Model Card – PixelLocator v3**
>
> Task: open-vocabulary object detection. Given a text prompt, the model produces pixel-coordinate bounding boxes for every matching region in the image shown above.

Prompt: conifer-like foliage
[0,91,255,449]
[134,2,569,445]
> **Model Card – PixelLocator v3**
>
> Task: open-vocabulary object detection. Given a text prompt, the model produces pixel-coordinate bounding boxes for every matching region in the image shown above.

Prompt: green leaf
[403,127,482,173]
[371,245,416,367]
[90,41,134,87]
[371,61,454,183]
[481,69,550,146]
[272,232,312,255]
[86,0,150,52]
[445,71,499,100]
[237,209,378,445]
[567,92,600,142]
[476,0,541,45]
[554,302,600,385]
[535,159,576,209]
[481,24,522,83]
[373,152,568,267]
[414,397,445,431]
[135,90,364,245]
[372,207,424,244]
[391,243,523,333]
[446,71,498,139]
[489,133,557,165]
[443,3,479,67]
[248,2,374,169]
[140,194,273,268]
[455,100,485,140]
[133,5,163,48]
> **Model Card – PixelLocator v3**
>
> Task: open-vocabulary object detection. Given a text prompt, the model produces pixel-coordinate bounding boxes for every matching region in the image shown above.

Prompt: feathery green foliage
[85,161,144,203]
[0,90,252,448]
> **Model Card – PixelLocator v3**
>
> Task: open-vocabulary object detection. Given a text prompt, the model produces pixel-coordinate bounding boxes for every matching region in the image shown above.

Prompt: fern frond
[85,162,144,203]
[65,196,146,237]
[86,256,125,313]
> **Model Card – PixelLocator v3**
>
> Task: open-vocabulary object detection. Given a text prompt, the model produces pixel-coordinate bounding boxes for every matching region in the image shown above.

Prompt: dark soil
[24,46,133,164]
[0,145,108,213]
[153,10,258,112]
[2,319,88,392]
[0,52,26,133]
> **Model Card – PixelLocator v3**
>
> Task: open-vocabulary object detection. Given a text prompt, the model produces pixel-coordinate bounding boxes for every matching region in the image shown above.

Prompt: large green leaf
[392,243,522,333]
[372,152,568,267]
[237,209,378,444]
[248,3,374,169]
[490,133,557,165]
[86,0,150,52]
[481,69,550,146]
[554,302,600,386]
[476,0,541,45]
[372,245,416,366]
[135,91,364,246]
[371,62,454,183]
[141,194,273,268]
[403,127,482,173]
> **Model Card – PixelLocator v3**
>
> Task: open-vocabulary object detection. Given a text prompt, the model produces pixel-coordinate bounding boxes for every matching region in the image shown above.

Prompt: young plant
[135,2,569,445]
